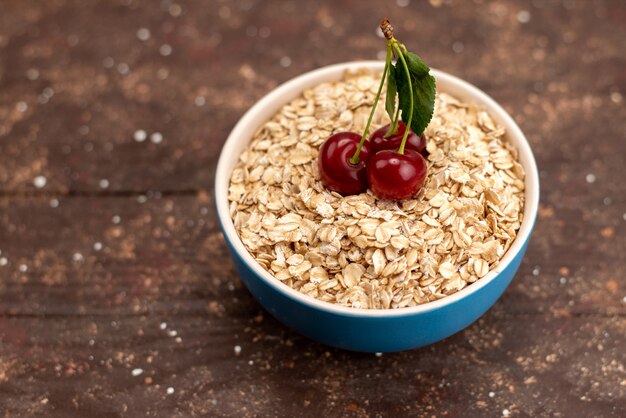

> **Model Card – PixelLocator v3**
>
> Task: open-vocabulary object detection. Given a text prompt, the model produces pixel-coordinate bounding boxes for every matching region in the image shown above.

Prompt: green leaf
[404,51,430,78]
[395,53,436,136]
[384,65,397,124]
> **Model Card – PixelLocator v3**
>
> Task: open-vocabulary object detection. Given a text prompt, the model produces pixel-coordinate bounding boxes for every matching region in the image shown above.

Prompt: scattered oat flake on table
[33,176,47,188]
[150,132,163,144]
[229,69,525,309]
[134,129,147,142]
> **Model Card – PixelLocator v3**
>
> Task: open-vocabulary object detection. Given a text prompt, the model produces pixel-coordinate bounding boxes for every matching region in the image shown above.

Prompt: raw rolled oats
[229,68,525,309]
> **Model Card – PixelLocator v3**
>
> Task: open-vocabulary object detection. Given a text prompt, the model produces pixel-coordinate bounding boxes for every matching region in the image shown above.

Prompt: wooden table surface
[1,0,625,416]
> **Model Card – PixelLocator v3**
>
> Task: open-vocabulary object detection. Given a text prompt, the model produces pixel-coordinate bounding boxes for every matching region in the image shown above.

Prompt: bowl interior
[215,61,539,318]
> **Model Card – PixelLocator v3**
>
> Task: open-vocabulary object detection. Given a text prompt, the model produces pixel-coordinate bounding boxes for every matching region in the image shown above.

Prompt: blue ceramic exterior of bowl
[219,219,533,353]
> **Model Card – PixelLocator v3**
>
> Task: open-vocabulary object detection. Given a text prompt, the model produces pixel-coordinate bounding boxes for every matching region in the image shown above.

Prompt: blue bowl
[216,62,539,352]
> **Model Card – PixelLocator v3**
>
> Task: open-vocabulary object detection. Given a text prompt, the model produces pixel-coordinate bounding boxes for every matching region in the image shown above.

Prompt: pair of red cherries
[318,121,428,200]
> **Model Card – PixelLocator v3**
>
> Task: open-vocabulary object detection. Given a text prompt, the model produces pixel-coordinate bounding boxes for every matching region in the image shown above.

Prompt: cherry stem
[392,41,413,155]
[349,46,392,165]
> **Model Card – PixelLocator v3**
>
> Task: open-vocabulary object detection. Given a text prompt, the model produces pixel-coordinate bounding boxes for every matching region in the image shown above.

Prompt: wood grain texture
[0,0,625,417]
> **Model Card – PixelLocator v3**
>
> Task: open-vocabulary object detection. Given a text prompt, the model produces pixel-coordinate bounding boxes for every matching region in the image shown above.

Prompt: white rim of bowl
[216,61,540,318]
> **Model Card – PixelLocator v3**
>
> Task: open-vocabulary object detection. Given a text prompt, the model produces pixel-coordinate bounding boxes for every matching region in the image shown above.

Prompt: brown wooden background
[0,0,625,416]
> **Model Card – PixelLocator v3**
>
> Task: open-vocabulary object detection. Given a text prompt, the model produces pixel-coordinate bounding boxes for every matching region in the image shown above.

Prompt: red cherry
[318,132,371,195]
[366,149,428,200]
[369,122,427,156]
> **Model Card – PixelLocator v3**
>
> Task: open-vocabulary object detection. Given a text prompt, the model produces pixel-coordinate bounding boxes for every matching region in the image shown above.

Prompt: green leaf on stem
[404,51,430,78]
[395,53,436,136]
[384,66,397,124]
